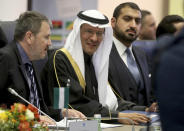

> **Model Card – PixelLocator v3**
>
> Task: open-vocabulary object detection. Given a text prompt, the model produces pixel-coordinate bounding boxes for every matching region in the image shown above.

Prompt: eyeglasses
[83,29,104,39]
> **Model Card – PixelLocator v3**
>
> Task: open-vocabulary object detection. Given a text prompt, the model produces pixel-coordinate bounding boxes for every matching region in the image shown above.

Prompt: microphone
[8,88,58,129]
[8,87,19,96]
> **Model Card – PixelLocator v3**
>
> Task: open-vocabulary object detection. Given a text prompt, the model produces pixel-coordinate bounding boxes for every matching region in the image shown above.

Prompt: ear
[25,31,34,45]
[111,17,116,28]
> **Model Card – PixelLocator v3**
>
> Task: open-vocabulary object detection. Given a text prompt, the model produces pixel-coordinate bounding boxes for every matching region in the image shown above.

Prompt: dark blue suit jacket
[109,43,154,107]
[154,28,184,131]
[133,40,157,60]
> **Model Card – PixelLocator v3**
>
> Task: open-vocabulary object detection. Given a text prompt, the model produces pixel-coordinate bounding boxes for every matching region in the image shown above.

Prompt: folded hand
[118,112,150,125]
[39,115,56,125]
[62,108,86,119]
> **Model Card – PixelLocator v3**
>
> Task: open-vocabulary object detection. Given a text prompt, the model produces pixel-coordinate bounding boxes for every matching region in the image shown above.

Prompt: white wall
[0,0,27,21]
[0,0,169,23]
[98,0,169,24]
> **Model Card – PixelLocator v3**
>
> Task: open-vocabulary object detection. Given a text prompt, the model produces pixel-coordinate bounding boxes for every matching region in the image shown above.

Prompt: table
[49,125,162,131]
[103,125,145,131]
[103,125,161,131]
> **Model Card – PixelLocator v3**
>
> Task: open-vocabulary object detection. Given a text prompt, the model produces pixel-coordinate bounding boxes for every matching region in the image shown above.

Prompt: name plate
[69,120,98,131]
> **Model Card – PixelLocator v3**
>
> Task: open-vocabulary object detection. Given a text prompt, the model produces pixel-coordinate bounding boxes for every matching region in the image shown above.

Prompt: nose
[130,20,136,28]
[90,33,98,42]
[154,25,157,30]
[48,38,52,46]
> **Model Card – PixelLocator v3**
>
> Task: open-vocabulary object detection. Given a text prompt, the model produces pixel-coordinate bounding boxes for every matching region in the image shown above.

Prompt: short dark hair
[113,2,141,19]
[14,11,49,41]
[156,15,184,37]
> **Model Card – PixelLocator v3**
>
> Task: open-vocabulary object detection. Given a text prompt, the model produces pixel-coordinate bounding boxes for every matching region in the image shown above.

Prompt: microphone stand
[8,88,58,130]
[65,108,68,130]
[65,79,70,130]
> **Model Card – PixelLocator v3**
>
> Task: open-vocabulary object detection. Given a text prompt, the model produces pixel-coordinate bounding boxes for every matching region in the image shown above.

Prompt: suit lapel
[112,44,137,85]
[19,64,30,86]
[110,44,137,98]
[132,46,146,75]
[11,42,30,87]
[132,46,150,101]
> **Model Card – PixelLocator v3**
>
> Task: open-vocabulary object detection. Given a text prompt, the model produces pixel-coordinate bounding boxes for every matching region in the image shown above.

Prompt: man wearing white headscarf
[42,10,150,124]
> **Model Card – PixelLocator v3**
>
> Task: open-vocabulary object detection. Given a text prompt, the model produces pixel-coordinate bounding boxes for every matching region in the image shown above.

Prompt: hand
[39,115,56,125]
[118,112,150,125]
[145,102,158,112]
[62,108,86,119]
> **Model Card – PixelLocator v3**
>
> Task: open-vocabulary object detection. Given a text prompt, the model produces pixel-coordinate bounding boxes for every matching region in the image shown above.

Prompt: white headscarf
[64,10,118,111]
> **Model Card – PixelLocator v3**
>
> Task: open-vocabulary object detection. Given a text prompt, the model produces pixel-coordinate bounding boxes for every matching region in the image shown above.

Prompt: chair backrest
[0,21,16,44]
[0,26,7,48]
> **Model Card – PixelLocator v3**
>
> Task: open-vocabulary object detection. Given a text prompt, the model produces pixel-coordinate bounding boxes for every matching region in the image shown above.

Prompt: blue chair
[0,21,16,44]
[0,22,9,48]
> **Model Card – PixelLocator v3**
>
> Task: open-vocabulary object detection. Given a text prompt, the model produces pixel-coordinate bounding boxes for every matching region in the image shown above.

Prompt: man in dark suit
[153,27,184,131]
[0,11,84,122]
[109,2,156,108]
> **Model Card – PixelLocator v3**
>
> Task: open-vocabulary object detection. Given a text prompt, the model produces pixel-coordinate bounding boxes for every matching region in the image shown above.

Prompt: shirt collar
[16,43,32,65]
[113,36,133,56]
